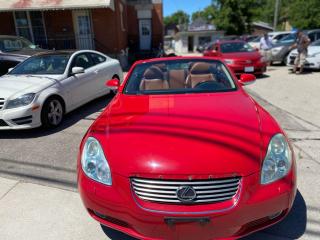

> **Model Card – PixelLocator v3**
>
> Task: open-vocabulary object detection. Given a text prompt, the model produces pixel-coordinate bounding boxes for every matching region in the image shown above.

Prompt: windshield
[278,33,297,43]
[0,37,37,52]
[220,42,255,53]
[9,54,70,75]
[124,59,237,95]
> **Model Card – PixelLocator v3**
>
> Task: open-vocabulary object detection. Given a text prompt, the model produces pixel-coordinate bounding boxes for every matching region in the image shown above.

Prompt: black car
[0,35,44,76]
[271,29,320,64]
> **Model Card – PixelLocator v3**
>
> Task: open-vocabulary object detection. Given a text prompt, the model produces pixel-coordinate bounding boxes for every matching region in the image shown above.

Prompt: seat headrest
[190,62,213,75]
[143,66,164,80]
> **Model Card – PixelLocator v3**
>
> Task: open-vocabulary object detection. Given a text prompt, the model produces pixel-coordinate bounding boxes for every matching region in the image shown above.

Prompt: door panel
[73,10,94,50]
[139,19,152,50]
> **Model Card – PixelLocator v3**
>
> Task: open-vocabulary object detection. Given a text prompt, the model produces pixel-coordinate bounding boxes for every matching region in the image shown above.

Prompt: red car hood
[221,51,261,61]
[92,91,262,178]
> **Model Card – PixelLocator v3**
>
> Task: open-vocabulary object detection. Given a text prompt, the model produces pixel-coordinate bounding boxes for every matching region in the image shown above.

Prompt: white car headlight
[6,93,36,109]
[261,133,292,185]
[224,59,234,64]
[81,137,112,185]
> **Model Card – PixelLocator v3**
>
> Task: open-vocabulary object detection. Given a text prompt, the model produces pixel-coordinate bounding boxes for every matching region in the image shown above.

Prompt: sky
[163,0,212,17]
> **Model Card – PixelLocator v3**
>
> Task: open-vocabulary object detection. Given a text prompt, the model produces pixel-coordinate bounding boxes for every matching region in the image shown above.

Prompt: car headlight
[224,59,234,64]
[6,93,36,109]
[261,133,292,185]
[81,137,112,185]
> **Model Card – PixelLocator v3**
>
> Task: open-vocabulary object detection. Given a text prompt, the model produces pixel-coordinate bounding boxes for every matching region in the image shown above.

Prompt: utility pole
[273,0,280,30]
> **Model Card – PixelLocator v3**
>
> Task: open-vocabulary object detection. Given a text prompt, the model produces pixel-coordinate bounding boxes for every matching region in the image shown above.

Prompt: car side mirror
[239,74,256,86]
[72,67,85,75]
[106,79,120,91]
[8,68,14,73]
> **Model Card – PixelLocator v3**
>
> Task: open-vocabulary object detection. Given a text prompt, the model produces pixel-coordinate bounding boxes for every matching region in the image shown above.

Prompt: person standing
[260,33,273,66]
[290,30,310,74]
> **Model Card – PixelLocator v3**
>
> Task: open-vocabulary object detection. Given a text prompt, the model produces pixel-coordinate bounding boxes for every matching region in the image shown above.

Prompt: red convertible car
[78,57,296,240]
[203,40,267,76]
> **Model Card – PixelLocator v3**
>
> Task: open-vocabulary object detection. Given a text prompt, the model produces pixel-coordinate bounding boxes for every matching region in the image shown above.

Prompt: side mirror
[8,68,14,73]
[72,67,84,75]
[106,78,120,91]
[239,74,256,86]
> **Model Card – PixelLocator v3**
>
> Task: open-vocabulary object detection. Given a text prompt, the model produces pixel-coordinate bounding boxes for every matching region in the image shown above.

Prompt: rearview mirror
[72,67,84,75]
[8,68,14,73]
[239,74,256,86]
[106,79,120,91]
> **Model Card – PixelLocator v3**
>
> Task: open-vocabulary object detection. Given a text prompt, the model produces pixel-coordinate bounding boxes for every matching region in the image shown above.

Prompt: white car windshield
[124,59,237,95]
[0,37,37,52]
[9,54,70,75]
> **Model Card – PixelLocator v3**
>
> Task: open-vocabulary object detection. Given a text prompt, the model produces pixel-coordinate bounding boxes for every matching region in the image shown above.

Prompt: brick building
[0,0,163,57]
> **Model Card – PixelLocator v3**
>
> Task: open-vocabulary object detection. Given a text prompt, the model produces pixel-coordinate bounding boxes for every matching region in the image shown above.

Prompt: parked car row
[275,29,320,65]
[0,49,123,130]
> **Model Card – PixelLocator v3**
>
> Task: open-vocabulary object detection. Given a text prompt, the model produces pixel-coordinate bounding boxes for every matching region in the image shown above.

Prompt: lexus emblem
[176,186,197,203]
[246,60,252,64]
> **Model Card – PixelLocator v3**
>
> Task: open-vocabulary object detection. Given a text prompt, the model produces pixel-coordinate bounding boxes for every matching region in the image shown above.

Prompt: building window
[119,3,125,32]
[14,11,47,47]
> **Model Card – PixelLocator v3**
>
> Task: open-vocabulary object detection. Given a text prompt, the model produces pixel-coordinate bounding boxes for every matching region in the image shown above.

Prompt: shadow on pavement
[0,93,114,139]
[100,191,306,240]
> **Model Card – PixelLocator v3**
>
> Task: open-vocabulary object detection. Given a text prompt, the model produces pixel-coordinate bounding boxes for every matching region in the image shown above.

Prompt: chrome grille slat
[131,177,240,205]
[132,181,239,190]
[132,178,239,185]
[137,195,234,203]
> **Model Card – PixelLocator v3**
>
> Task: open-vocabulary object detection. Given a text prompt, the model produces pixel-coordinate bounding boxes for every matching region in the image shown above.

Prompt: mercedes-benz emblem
[176,186,197,203]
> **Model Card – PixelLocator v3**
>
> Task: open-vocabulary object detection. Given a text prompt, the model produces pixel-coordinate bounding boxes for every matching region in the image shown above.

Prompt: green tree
[164,10,190,26]
[288,0,320,29]
[214,0,256,35]
[192,6,216,23]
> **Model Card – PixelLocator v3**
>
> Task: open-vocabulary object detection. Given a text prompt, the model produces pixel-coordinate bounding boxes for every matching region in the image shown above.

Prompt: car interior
[133,61,234,93]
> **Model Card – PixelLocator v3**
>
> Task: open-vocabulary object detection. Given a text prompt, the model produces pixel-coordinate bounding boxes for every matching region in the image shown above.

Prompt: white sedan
[287,39,320,69]
[0,50,123,130]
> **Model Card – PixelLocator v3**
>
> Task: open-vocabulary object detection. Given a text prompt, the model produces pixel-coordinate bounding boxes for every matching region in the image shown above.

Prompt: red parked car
[203,40,267,76]
[78,57,296,240]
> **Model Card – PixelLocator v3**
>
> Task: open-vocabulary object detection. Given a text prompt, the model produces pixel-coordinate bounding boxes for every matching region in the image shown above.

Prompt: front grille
[0,98,5,110]
[131,177,241,204]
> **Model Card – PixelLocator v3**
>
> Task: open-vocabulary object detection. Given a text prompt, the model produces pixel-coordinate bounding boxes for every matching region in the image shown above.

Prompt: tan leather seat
[168,69,187,89]
[186,63,216,88]
[139,66,169,91]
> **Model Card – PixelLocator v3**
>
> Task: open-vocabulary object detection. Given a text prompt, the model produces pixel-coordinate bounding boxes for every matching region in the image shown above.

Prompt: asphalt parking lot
[0,66,319,239]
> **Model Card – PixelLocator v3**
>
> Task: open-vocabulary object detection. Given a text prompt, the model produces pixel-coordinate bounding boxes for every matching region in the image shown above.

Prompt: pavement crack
[0,181,20,201]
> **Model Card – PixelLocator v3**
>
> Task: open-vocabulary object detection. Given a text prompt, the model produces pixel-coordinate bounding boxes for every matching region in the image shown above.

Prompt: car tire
[41,97,64,129]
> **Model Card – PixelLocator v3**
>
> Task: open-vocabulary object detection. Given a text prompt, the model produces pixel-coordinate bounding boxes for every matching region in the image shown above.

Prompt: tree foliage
[214,0,256,35]
[192,6,216,23]
[288,0,320,29]
[164,10,190,26]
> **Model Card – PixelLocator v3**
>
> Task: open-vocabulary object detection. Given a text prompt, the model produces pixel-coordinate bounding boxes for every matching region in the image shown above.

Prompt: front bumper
[0,105,41,130]
[78,168,296,240]
[227,63,267,76]
[287,55,320,69]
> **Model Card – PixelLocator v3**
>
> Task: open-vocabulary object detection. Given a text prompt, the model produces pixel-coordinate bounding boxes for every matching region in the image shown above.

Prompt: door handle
[94,70,99,74]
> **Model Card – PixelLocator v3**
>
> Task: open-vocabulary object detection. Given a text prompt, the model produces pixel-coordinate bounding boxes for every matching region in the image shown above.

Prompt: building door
[139,19,152,50]
[188,36,194,52]
[73,10,94,50]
